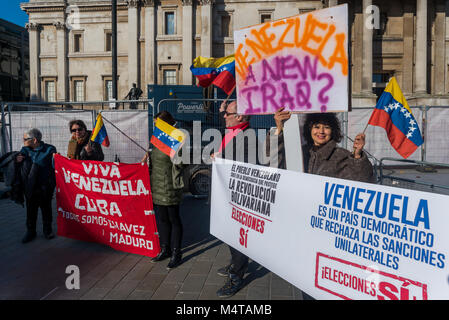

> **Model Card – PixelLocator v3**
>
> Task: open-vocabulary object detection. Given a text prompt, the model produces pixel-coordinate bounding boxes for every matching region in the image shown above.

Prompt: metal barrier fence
[377,157,449,196]
[1,100,151,164]
[2,99,449,195]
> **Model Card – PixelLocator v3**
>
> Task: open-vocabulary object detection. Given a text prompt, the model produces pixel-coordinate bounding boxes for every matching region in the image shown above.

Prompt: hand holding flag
[367,77,423,159]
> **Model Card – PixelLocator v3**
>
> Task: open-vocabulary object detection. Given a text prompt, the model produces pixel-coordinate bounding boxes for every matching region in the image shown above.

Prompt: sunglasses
[71,128,84,133]
[23,137,32,142]
[224,111,237,116]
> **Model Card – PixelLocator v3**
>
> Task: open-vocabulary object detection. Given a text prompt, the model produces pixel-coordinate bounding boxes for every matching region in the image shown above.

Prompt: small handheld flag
[367,77,423,159]
[91,113,110,147]
[150,118,185,158]
[190,54,235,95]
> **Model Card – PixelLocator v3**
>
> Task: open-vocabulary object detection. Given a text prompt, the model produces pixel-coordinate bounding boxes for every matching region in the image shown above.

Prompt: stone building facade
[0,18,29,101]
[20,0,449,107]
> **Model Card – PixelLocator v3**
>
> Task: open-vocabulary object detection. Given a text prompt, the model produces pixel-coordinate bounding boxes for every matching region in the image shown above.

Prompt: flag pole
[222,85,236,107]
[100,113,148,153]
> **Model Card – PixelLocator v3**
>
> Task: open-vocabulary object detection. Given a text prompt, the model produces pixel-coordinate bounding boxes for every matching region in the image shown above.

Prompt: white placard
[210,158,449,300]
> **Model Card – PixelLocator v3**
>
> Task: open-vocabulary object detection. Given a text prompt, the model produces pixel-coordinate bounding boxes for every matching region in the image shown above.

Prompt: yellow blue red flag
[150,118,185,158]
[91,113,110,147]
[190,54,235,95]
[368,77,423,158]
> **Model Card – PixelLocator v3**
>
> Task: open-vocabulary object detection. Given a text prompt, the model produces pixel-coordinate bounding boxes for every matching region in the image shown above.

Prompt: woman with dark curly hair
[266,107,374,183]
[67,119,104,161]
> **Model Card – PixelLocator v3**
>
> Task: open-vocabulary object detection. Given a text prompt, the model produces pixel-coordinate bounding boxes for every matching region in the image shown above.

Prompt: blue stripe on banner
[375,92,423,147]
[152,126,181,151]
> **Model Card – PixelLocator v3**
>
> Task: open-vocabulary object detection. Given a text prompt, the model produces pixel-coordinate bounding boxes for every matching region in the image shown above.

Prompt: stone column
[182,0,193,84]
[54,22,68,101]
[362,0,373,94]
[26,23,41,100]
[402,4,414,95]
[144,0,155,85]
[434,2,445,94]
[200,0,213,58]
[128,0,140,89]
[415,0,427,94]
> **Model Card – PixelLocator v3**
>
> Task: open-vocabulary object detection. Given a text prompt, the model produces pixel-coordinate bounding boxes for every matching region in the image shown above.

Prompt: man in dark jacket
[16,128,57,243]
[67,119,104,161]
[214,100,258,298]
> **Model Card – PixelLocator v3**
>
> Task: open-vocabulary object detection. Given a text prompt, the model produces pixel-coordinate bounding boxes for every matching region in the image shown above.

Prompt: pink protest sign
[234,5,349,115]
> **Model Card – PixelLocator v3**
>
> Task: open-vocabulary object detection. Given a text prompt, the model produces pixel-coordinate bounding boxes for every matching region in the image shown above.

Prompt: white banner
[210,158,449,300]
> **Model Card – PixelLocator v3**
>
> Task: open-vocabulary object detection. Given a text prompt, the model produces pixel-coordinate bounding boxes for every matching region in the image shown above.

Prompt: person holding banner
[213,100,259,298]
[267,108,373,182]
[67,119,104,161]
[15,128,57,243]
[142,111,185,270]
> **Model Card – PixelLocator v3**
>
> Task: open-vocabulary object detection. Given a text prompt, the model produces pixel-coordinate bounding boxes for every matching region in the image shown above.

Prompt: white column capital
[199,0,214,6]
[26,23,41,31]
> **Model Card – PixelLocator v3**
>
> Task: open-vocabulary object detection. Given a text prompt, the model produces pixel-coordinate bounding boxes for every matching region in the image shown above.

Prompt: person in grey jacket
[267,108,374,183]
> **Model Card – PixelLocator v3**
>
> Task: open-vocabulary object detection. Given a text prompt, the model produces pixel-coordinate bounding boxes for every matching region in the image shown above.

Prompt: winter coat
[149,147,184,206]
[306,140,374,183]
[19,142,58,198]
[221,124,259,165]
[265,130,374,183]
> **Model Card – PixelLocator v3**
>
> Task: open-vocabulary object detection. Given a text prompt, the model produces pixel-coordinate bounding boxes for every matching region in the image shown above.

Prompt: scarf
[67,131,91,159]
[219,122,249,153]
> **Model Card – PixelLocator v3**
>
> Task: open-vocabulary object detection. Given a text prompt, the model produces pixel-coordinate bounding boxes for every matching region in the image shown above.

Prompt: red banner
[54,154,160,257]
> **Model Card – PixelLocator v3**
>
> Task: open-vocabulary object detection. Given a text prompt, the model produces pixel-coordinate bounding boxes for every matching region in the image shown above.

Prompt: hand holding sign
[274,107,291,135]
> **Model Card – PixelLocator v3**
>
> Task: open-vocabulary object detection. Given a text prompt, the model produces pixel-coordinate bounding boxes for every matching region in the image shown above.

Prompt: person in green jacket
[142,111,185,270]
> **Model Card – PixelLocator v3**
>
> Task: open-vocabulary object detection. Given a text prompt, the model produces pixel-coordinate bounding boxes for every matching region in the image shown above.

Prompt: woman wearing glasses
[67,119,104,161]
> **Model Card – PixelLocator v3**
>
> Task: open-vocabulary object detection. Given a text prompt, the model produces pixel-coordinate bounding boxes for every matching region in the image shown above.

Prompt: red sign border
[314,252,428,300]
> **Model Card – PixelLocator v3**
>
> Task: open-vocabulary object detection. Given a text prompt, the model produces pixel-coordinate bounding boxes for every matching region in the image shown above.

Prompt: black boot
[43,224,55,240]
[216,273,244,298]
[166,248,182,270]
[151,245,171,263]
[22,229,36,244]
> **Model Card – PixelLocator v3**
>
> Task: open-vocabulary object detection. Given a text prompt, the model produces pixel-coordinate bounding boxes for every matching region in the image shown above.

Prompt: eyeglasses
[71,128,84,133]
[23,137,32,142]
[224,111,237,116]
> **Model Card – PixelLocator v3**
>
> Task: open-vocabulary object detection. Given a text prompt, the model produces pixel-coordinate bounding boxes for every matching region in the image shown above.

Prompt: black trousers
[25,190,53,233]
[229,246,249,279]
[154,204,183,250]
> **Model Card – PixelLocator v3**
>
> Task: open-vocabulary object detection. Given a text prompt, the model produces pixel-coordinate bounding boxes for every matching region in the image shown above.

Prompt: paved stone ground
[0,192,303,300]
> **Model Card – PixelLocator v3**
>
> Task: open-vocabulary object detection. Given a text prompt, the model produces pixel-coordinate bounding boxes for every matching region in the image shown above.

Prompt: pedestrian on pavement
[142,110,185,270]
[67,119,104,161]
[15,128,57,243]
[213,100,259,298]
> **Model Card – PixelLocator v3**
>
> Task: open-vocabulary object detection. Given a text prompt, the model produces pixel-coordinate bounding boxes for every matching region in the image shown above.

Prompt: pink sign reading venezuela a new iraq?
[234,4,349,115]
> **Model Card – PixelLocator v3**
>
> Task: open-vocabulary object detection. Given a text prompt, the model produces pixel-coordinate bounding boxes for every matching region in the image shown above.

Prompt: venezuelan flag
[190,54,236,95]
[91,113,110,147]
[150,118,185,158]
[368,77,423,159]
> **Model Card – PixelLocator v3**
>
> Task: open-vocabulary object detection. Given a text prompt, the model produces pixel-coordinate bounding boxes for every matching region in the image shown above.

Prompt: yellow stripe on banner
[155,118,185,142]
[384,77,413,114]
[193,54,235,69]
[91,113,103,141]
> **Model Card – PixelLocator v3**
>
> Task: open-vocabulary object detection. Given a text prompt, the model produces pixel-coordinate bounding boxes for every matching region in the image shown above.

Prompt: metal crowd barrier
[378,157,449,195]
